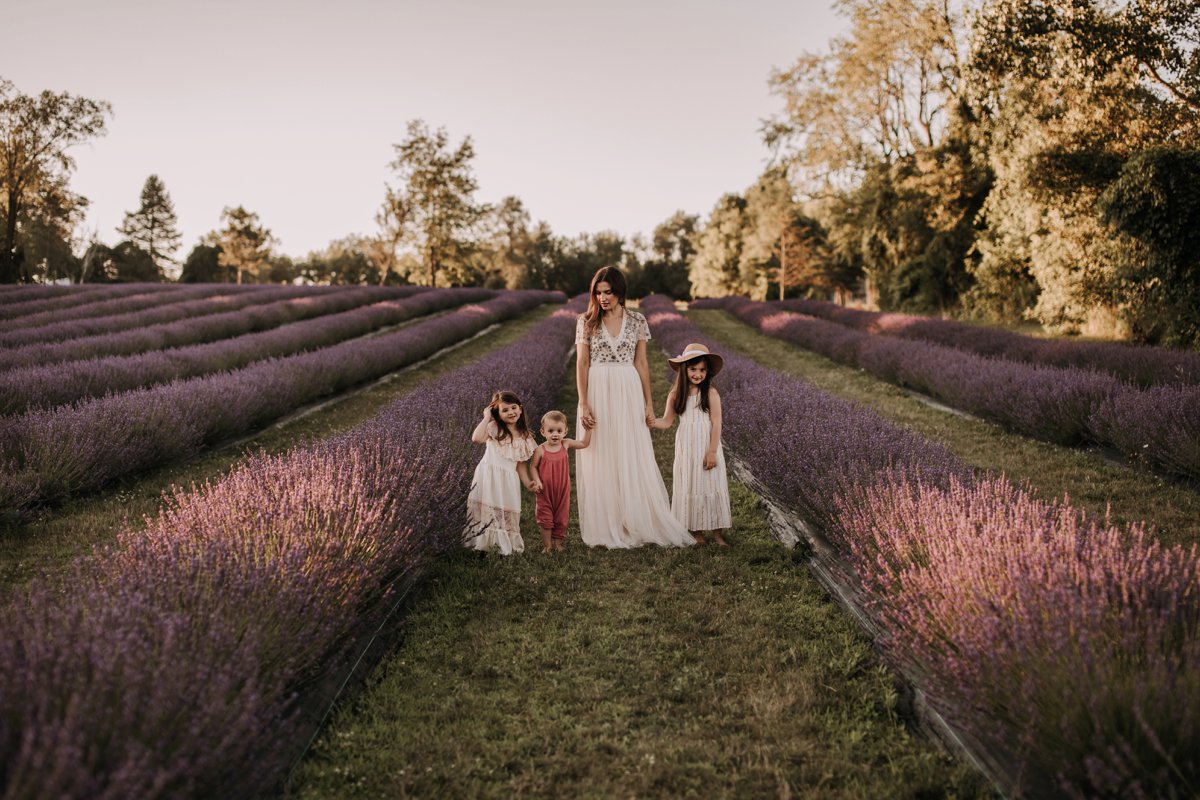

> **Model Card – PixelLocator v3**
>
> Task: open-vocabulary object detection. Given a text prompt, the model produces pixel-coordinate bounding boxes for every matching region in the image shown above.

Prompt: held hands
[580,404,596,429]
[527,478,543,493]
[645,402,656,428]
[703,449,717,470]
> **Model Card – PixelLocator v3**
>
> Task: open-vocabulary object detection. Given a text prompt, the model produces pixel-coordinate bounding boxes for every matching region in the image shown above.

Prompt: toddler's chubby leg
[535,497,554,553]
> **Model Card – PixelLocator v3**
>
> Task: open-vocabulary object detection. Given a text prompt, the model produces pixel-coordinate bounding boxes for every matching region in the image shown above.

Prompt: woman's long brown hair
[582,266,628,339]
[672,356,713,416]
[488,389,530,443]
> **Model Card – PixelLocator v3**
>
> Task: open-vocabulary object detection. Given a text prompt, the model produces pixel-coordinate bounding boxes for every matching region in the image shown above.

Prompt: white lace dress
[466,422,536,555]
[672,392,732,532]
[575,311,694,549]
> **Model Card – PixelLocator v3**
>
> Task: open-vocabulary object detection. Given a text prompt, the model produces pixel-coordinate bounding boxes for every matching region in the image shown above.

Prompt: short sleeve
[574,315,587,345]
[634,312,651,342]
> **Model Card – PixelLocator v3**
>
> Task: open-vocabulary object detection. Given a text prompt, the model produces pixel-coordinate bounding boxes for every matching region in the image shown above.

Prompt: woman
[575,267,693,548]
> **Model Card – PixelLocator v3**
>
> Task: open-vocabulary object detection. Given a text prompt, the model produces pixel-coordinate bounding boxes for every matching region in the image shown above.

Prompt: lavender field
[1,286,1195,799]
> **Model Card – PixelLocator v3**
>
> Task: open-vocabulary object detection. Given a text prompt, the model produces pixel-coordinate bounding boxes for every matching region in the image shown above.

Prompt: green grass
[689,309,1200,549]
[286,346,986,799]
[0,306,557,592]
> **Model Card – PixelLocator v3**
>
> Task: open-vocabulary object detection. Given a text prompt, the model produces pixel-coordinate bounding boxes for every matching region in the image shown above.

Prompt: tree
[298,237,381,285]
[383,119,484,287]
[118,175,181,278]
[690,194,749,298]
[180,243,226,283]
[212,206,274,284]
[636,211,697,298]
[0,78,110,283]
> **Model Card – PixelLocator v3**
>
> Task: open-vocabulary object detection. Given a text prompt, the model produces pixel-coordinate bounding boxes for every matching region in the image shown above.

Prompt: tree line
[4,1,1198,346]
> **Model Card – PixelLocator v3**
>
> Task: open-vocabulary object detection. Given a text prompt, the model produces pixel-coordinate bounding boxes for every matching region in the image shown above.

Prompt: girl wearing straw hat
[574,267,694,549]
[653,342,732,545]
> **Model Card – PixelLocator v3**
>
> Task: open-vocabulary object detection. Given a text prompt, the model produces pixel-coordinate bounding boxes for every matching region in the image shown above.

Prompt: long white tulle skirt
[576,363,694,549]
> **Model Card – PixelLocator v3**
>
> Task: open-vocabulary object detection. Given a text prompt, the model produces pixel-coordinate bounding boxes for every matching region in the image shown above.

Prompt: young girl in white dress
[653,343,732,546]
[466,390,538,555]
[575,267,693,549]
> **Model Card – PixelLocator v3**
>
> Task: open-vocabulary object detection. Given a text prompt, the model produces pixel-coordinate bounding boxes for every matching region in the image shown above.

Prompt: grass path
[690,309,1200,549]
[286,345,985,798]
[0,306,557,591]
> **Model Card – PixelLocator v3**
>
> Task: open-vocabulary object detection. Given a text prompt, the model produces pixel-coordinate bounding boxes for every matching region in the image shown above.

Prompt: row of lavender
[696,297,1200,481]
[644,296,1198,798]
[0,285,423,367]
[0,291,561,516]
[764,296,1200,387]
[0,282,184,320]
[0,288,495,415]
[0,298,582,799]
[0,283,266,337]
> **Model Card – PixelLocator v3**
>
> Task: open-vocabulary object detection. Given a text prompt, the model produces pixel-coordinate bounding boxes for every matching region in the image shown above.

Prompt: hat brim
[668,352,723,377]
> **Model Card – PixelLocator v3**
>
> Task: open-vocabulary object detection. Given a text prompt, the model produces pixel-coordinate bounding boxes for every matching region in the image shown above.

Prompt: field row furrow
[0,291,562,516]
[0,285,422,372]
[699,297,1200,481]
[644,296,1199,798]
[752,296,1200,387]
[0,297,582,799]
[0,288,495,415]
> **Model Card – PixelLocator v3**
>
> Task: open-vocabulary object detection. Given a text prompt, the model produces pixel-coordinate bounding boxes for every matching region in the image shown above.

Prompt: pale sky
[6,0,845,259]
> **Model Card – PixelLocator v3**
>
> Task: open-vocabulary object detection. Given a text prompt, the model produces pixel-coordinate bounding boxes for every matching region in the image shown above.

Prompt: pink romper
[535,445,570,540]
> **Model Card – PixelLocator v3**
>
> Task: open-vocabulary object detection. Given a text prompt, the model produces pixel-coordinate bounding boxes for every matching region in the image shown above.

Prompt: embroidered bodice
[575,310,651,366]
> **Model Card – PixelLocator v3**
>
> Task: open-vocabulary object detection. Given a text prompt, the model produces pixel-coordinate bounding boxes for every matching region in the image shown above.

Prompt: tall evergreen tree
[118,175,181,277]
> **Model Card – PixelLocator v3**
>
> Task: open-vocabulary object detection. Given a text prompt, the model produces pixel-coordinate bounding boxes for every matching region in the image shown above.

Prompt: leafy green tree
[383,119,484,287]
[179,243,226,283]
[634,210,697,298]
[690,194,748,298]
[0,78,110,283]
[118,175,182,278]
[1098,147,1200,345]
[212,206,275,284]
[299,237,381,285]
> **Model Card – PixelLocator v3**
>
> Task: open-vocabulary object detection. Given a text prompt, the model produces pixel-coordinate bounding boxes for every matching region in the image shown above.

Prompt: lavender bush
[645,295,1200,797]
[0,291,561,515]
[0,297,583,798]
[704,297,1199,478]
[696,296,1200,388]
[0,285,422,373]
[0,288,494,414]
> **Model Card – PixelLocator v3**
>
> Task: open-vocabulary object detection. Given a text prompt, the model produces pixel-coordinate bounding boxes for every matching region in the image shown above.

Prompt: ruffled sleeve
[632,311,651,342]
[574,314,587,345]
[494,433,537,462]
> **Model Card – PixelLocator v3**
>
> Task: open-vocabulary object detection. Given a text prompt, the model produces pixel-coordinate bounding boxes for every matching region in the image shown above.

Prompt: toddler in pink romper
[529,410,592,553]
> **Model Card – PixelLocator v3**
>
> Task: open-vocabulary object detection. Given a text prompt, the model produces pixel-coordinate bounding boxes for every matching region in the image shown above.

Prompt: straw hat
[667,342,724,377]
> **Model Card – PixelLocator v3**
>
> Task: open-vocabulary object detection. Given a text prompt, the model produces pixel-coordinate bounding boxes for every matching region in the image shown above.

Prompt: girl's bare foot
[692,533,707,545]
[541,546,552,554]
[712,532,729,547]
[554,541,565,552]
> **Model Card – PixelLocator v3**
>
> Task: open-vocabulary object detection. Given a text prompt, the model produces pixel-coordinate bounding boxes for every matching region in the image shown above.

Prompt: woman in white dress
[575,267,694,549]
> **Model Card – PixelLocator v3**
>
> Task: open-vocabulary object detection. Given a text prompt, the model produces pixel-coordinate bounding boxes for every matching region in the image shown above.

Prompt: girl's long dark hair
[582,266,628,339]
[488,390,530,443]
[672,356,713,416]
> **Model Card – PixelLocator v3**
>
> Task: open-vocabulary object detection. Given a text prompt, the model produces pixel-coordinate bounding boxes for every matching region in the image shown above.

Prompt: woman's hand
[580,403,596,429]
[645,401,656,428]
[703,450,717,470]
